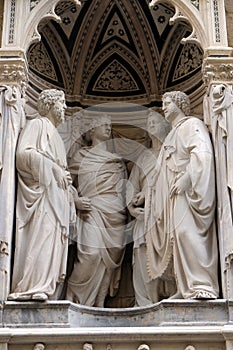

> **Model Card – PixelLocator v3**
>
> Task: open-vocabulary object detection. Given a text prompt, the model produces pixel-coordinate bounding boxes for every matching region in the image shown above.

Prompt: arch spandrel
[149,0,207,49]
[22,0,81,49]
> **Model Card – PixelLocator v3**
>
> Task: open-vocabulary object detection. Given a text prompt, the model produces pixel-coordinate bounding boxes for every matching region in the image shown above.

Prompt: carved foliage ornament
[190,0,199,9]
[174,44,202,80]
[0,63,28,91]
[27,42,57,80]
[30,0,42,11]
[203,63,233,84]
[94,60,138,91]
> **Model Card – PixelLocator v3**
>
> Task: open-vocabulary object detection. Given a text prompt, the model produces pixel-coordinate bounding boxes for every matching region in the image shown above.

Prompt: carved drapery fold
[0,85,26,300]
[202,56,233,298]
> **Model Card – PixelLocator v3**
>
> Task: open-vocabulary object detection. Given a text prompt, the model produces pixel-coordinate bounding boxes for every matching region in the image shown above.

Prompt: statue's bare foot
[8,293,32,301]
[32,293,48,301]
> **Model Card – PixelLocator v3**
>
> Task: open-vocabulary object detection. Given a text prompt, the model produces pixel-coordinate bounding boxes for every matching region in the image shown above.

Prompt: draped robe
[66,146,127,306]
[9,117,71,299]
[127,149,161,305]
[146,117,219,299]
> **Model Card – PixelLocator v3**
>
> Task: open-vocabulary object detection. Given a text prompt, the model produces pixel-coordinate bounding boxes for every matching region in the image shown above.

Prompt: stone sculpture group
[8,88,219,307]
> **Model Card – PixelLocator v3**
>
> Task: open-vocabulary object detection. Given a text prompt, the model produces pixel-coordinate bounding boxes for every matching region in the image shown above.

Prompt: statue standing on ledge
[146,91,219,299]
[66,115,127,307]
[8,89,73,301]
[127,111,175,306]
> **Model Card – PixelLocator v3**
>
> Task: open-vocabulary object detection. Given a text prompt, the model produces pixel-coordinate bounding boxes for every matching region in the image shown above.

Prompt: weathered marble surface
[1,300,231,328]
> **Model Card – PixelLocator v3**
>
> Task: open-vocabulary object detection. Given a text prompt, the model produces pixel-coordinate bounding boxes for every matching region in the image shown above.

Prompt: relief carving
[33,344,45,350]
[203,60,233,85]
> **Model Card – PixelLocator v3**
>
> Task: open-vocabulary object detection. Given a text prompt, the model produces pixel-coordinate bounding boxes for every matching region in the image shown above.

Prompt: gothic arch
[22,0,81,49]
[25,0,205,112]
[151,0,208,48]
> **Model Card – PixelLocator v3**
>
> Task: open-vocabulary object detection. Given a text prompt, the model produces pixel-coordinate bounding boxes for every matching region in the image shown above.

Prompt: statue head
[147,110,171,142]
[162,91,190,116]
[137,344,150,350]
[37,89,67,126]
[89,115,112,130]
[33,343,45,350]
[89,115,112,143]
[83,343,93,350]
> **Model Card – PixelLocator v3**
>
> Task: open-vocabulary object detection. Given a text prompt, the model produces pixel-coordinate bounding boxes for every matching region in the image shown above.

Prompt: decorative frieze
[202,57,233,85]
[0,58,28,92]
[8,0,16,44]
[212,0,220,43]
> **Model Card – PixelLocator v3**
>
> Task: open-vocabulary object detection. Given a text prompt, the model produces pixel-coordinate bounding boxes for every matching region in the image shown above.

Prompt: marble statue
[8,89,73,301]
[126,110,175,306]
[66,115,127,307]
[33,344,45,350]
[83,344,93,350]
[0,86,26,300]
[137,345,150,350]
[146,91,219,299]
[204,84,233,297]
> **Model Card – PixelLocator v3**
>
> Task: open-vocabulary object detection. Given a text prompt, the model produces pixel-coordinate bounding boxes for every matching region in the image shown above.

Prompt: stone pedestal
[0,300,232,349]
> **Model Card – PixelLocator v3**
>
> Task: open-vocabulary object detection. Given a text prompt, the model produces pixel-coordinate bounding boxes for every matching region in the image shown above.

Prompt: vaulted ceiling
[27,0,204,109]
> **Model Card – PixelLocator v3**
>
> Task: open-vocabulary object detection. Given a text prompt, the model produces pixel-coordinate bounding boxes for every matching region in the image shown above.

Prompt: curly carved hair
[37,89,65,117]
[89,115,112,130]
[162,91,190,116]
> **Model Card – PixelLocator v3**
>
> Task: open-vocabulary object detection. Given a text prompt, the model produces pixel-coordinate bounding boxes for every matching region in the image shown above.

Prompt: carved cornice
[0,57,28,93]
[202,57,233,85]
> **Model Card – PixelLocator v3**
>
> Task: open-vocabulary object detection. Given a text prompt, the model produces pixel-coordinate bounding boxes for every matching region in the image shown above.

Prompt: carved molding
[0,58,28,92]
[8,0,16,44]
[202,57,233,85]
[212,0,220,43]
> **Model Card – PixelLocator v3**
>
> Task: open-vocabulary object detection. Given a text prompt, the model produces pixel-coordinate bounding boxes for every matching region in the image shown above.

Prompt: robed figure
[146,91,219,299]
[66,115,127,307]
[9,89,73,301]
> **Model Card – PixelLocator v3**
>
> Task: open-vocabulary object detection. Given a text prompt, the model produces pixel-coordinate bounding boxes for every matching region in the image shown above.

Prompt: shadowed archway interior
[27,0,204,109]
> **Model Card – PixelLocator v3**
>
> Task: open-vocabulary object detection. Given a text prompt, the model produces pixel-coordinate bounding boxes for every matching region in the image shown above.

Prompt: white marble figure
[146,91,219,299]
[66,115,127,307]
[83,344,93,350]
[8,89,73,301]
[205,84,233,296]
[33,344,45,350]
[137,345,150,350]
[127,111,175,306]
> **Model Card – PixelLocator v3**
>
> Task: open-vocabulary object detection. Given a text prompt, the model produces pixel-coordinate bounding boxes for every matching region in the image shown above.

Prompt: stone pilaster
[0,54,28,300]
[202,56,233,299]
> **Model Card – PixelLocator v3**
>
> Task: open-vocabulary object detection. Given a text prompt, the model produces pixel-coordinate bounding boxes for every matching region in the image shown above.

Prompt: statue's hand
[131,192,145,207]
[53,167,70,190]
[129,205,144,220]
[75,197,92,212]
[170,172,191,197]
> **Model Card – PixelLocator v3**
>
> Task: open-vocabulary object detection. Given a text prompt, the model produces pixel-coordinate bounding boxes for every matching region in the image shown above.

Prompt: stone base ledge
[0,325,230,344]
[0,299,232,328]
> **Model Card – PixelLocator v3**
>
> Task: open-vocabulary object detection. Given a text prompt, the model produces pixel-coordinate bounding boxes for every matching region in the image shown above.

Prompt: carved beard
[53,104,65,126]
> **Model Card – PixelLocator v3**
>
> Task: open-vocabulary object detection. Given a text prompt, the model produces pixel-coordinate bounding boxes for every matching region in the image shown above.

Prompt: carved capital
[202,57,233,86]
[0,57,28,94]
